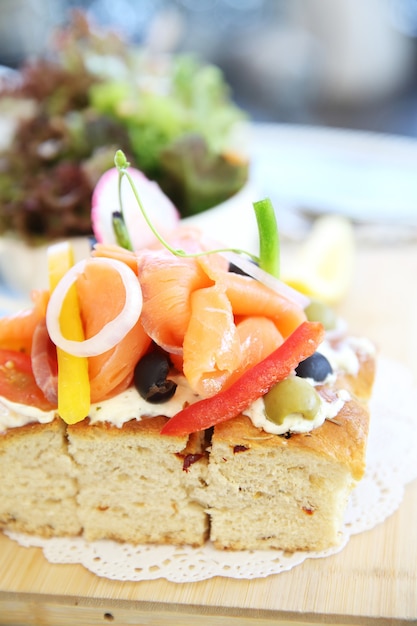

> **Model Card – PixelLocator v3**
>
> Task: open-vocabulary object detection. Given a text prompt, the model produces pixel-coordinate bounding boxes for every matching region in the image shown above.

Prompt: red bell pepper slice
[161,320,324,436]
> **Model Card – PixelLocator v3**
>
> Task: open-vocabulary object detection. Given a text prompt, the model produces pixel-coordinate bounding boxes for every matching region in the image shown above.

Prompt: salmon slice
[183,284,242,397]
[225,316,284,387]
[76,260,151,403]
[0,290,49,354]
[92,243,139,274]
[237,316,284,368]
[137,250,213,355]
[219,272,307,338]
[196,250,229,278]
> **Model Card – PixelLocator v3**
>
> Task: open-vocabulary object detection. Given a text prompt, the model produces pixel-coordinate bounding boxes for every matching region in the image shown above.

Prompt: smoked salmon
[183,283,242,397]
[136,249,213,355]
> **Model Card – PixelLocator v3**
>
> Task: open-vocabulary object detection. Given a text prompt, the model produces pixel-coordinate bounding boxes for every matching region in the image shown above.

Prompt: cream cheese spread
[318,336,375,376]
[88,375,199,427]
[0,397,56,433]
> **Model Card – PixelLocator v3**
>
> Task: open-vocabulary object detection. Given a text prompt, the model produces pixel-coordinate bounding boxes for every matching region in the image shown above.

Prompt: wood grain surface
[1,239,416,625]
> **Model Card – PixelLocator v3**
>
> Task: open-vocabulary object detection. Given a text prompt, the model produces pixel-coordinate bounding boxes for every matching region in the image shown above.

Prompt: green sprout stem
[253,198,280,278]
[113,150,279,273]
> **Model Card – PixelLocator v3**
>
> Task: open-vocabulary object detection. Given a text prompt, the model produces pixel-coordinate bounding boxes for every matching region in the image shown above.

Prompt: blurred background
[1,0,417,138]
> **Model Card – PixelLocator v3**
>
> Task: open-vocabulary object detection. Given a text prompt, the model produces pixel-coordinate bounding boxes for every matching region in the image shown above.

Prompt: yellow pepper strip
[47,242,90,424]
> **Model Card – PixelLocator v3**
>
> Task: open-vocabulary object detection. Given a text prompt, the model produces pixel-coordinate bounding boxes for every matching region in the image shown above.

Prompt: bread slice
[0,419,81,537]
[67,415,209,546]
[204,352,375,552]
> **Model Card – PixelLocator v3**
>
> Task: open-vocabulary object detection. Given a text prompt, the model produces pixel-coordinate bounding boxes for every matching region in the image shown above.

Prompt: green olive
[305,300,337,330]
[264,377,321,425]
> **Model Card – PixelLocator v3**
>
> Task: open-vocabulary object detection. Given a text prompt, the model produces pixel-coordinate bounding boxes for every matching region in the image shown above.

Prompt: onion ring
[46,257,143,357]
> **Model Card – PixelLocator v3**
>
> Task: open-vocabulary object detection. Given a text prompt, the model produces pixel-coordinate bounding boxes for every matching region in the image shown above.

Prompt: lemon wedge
[48,242,90,424]
[283,215,355,305]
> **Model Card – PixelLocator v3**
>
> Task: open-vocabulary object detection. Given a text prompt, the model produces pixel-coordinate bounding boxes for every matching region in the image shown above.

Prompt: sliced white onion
[46,257,143,357]
[222,251,310,309]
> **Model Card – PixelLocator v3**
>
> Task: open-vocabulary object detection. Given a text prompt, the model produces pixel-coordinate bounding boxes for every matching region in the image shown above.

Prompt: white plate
[250,123,417,226]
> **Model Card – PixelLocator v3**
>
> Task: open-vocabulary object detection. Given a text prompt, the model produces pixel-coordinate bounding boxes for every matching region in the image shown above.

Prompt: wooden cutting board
[1,243,416,626]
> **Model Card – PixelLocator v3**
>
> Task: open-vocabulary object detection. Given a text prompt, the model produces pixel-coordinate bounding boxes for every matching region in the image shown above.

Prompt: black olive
[295,352,333,382]
[134,352,177,403]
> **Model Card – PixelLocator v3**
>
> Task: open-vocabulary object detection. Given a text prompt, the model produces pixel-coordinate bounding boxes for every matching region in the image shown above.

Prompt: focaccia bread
[0,419,81,537]
[67,416,209,546]
[205,352,374,552]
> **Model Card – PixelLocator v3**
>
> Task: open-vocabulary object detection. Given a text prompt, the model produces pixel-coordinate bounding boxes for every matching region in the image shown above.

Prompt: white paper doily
[6,357,417,583]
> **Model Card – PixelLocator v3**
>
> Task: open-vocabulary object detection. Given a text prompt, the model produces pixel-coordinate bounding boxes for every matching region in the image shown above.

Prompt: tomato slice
[0,349,57,411]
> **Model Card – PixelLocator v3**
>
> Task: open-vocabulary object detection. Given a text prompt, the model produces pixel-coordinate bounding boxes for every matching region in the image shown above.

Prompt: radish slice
[46,258,143,357]
[223,251,310,309]
[91,167,180,250]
